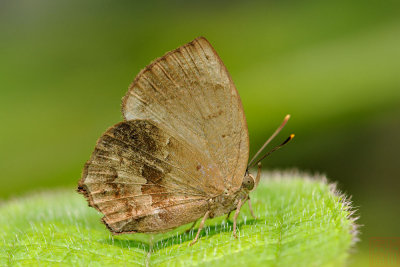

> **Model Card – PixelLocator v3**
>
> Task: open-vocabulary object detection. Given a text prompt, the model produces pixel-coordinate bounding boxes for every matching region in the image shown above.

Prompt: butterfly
[77,37,293,245]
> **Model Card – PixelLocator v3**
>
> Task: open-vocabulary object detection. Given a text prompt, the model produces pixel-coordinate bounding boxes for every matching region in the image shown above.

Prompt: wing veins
[94,193,205,205]
[181,45,228,170]
[189,41,229,180]
[86,160,206,196]
[87,183,206,197]
[167,52,213,160]
[140,75,205,139]
[116,198,207,229]
[135,80,206,144]
[103,132,210,194]
[154,61,204,130]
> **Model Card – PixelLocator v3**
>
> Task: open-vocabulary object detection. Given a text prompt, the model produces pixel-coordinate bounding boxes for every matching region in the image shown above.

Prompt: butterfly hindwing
[78,120,219,233]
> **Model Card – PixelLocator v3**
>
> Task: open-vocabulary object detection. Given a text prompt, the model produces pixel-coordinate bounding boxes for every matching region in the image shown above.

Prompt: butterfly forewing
[122,37,249,191]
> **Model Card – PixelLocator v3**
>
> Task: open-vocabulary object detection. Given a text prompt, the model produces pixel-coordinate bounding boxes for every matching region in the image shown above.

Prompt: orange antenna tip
[280,134,294,146]
[248,133,295,168]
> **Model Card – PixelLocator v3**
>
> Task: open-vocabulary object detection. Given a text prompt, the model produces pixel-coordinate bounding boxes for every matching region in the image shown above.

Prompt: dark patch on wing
[109,120,160,154]
[109,182,120,197]
[206,109,223,119]
[141,164,164,184]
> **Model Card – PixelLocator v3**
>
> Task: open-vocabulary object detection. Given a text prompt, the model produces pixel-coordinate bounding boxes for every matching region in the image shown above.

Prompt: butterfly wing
[78,120,218,233]
[122,37,249,191]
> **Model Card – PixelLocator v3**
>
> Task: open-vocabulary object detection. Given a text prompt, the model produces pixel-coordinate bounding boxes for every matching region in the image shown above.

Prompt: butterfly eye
[242,175,255,190]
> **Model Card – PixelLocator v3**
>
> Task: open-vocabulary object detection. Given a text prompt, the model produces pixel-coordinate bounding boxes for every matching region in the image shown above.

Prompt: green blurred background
[1,0,399,265]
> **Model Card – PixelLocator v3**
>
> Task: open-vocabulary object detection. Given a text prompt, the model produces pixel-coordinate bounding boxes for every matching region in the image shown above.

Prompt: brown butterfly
[77,37,293,245]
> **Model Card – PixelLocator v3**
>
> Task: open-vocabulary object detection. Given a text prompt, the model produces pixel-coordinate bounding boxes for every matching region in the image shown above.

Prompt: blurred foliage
[0,175,356,266]
[0,0,399,266]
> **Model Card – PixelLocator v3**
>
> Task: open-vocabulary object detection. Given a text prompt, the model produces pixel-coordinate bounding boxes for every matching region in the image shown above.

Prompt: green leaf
[0,173,357,266]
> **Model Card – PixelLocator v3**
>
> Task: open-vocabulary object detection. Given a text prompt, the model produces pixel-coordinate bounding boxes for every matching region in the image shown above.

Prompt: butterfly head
[241,161,262,193]
[241,172,257,192]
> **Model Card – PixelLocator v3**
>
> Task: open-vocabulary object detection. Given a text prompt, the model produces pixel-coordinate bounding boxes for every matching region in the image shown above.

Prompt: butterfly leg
[185,219,198,234]
[190,210,210,246]
[247,197,257,219]
[255,162,262,185]
[226,211,231,221]
[233,199,243,238]
[247,162,261,220]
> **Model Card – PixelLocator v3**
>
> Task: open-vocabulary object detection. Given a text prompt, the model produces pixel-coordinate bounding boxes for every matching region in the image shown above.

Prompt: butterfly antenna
[248,134,295,169]
[247,114,291,168]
